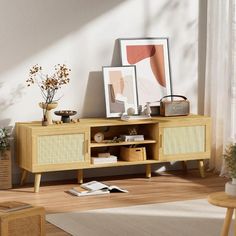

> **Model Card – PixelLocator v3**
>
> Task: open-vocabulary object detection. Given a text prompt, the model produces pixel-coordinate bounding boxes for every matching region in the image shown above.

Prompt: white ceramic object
[127,107,135,116]
[225,178,236,196]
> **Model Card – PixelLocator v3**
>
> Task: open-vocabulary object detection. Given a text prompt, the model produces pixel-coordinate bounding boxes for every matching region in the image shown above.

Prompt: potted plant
[26,64,71,125]
[223,143,236,195]
[0,128,10,155]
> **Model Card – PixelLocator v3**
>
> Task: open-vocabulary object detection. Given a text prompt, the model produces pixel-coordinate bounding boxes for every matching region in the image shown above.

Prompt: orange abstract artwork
[126,45,166,87]
[120,38,171,106]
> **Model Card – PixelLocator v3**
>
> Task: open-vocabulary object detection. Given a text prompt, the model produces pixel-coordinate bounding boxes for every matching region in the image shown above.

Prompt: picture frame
[119,38,172,106]
[102,66,138,118]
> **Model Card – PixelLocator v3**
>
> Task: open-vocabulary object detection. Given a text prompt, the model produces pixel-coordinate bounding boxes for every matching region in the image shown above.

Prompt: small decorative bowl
[54,110,77,123]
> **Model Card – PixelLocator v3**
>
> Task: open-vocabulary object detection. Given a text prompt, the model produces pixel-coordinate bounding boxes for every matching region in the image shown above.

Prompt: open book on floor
[80,181,128,193]
[68,188,110,197]
[68,181,128,197]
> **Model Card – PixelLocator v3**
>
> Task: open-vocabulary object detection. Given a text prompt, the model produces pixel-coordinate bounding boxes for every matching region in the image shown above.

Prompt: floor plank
[0,170,227,235]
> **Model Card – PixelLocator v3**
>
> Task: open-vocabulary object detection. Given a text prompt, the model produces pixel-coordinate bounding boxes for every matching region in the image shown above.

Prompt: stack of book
[91,156,117,164]
[91,153,118,164]
[68,181,128,197]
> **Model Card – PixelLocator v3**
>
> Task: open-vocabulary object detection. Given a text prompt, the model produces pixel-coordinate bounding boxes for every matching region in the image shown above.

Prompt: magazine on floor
[68,181,128,197]
[80,181,128,193]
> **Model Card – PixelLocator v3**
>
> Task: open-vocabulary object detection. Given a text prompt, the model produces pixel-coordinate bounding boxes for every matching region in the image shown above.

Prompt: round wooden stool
[208,192,236,236]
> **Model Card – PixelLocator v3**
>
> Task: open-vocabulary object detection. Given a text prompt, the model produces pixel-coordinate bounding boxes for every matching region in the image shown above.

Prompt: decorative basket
[120,147,146,162]
[0,150,12,189]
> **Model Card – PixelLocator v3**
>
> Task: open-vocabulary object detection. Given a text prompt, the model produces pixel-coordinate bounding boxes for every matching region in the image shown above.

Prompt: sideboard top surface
[15,114,211,129]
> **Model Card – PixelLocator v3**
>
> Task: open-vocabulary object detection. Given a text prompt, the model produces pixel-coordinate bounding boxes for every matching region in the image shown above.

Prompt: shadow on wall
[82,71,106,117]
[0,82,25,125]
[82,39,124,118]
[0,0,125,74]
[0,84,25,109]
[143,0,175,35]
[111,39,122,66]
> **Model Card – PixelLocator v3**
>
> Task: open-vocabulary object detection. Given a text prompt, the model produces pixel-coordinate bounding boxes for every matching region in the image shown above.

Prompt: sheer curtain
[204,0,236,171]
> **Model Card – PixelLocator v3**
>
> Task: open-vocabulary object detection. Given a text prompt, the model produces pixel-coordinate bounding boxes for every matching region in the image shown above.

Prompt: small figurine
[144,102,151,116]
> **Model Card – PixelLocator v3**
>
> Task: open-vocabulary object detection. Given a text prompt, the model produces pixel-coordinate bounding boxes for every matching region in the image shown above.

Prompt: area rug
[46,199,232,236]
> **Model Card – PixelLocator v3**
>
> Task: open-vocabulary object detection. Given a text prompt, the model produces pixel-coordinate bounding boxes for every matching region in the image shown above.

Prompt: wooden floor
[0,170,227,235]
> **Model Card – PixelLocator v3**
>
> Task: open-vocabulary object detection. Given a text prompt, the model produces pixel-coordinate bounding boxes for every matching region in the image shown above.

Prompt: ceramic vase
[39,102,58,125]
[225,178,236,196]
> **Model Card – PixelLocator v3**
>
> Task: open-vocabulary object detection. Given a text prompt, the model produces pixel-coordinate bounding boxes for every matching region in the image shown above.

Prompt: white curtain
[204,0,236,171]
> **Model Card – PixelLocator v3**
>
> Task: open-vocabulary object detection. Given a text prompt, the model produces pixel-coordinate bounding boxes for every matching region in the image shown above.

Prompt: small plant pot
[225,178,236,196]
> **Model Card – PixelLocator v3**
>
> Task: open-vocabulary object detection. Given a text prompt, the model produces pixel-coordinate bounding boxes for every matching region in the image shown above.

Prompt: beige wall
[0,0,205,183]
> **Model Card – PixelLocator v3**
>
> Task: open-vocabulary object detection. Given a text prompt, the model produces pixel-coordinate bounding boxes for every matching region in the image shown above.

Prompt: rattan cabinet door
[158,119,211,162]
[37,133,86,165]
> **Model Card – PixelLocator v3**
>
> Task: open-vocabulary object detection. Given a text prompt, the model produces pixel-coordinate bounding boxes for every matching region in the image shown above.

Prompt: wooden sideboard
[15,114,211,192]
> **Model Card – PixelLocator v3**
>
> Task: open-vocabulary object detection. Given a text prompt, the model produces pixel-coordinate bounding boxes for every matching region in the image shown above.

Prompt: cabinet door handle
[84,139,88,154]
[159,134,162,148]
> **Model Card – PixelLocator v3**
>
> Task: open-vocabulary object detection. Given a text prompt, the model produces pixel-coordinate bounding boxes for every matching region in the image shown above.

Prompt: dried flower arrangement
[26,64,71,123]
[223,143,236,178]
[0,128,10,153]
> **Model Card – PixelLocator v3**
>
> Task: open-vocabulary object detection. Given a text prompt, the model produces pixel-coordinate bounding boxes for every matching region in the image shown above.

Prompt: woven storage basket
[120,147,146,161]
[0,150,12,189]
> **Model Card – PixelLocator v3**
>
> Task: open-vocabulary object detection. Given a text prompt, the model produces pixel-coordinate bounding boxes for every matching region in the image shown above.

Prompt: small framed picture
[102,66,138,118]
[119,38,172,105]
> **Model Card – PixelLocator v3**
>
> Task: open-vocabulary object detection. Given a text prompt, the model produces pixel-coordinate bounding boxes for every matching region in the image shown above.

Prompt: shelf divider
[90,140,156,148]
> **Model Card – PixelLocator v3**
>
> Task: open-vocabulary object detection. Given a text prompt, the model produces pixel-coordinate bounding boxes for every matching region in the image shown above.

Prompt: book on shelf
[68,181,128,197]
[91,155,117,164]
[0,201,32,212]
[120,135,144,142]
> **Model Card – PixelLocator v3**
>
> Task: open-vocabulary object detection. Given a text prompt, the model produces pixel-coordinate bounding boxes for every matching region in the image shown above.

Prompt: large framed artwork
[119,38,172,106]
[103,66,138,118]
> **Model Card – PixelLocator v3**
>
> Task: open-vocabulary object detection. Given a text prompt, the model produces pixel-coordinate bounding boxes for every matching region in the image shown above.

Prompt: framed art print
[103,66,138,118]
[119,38,172,106]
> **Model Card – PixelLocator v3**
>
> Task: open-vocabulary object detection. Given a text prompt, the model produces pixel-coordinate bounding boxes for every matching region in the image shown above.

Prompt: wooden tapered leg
[221,208,233,236]
[146,164,151,178]
[34,173,41,193]
[20,169,28,186]
[78,169,83,184]
[182,161,188,173]
[198,160,205,178]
